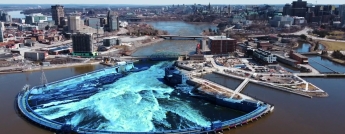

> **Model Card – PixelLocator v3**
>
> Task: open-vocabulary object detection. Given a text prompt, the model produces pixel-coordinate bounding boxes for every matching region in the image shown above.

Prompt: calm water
[307,56,345,73]
[146,21,217,36]
[201,73,345,134]
[295,43,325,53]
[133,21,216,56]
[7,10,52,20]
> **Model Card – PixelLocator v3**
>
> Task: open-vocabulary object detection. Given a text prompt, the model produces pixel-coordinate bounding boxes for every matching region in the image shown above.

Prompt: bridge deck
[231,78,250,99]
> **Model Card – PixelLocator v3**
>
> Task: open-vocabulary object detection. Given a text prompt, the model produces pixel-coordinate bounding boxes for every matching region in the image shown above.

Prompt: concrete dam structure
[17,62,273,134]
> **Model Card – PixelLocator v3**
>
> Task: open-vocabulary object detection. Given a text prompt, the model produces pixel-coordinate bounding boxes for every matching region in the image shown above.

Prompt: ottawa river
[1,21,345,134]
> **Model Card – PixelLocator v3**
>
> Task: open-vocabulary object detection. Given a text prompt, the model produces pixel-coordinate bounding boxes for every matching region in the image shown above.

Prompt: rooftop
[209,36,235,40]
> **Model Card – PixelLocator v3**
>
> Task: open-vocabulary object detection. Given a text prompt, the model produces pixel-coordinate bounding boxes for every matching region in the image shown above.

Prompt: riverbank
[0,61,101,74]
[127,37,164,55]
[321,55,345,65]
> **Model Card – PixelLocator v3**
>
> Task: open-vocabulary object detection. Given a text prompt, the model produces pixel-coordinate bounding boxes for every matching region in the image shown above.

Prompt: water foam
[32,61,211,132]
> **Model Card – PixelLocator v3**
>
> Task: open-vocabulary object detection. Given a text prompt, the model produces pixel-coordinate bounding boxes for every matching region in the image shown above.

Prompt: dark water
[0,65,106,134]
[295,43,325,53]
[295,43,311,53]
[201,73,243,90]
[307,56,345,73]
[132,40,198,56]
[225,78,345,134]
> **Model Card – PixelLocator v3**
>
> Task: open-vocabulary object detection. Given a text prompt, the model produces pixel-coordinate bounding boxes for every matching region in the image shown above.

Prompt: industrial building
[72,33,96,57]
[257,41,273,50]
[103,37,121,46]
[208,36,237,55]
[289,51,308,64]
[275,54,298,67]
[24,51,47,61]
[252,49,277,64]
[51,5,65,26]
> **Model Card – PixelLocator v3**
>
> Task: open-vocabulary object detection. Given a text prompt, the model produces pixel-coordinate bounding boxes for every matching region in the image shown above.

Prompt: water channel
[1,21,345,134]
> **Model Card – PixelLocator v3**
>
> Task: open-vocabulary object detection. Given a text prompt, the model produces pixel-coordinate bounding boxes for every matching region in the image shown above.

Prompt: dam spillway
[17,61,273,134]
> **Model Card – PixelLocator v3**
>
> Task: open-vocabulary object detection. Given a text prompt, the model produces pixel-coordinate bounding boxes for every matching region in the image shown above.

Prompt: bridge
[231,78,250,99]
[158,35,207,40]
[119,52,181,61]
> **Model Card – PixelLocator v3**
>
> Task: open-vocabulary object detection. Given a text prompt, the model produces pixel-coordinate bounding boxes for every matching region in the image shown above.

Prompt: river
[1,21,345,134]
[7,10,52,20]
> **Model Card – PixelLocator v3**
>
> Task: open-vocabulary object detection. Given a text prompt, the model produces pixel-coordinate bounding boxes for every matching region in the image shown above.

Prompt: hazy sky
[2,0,342,5]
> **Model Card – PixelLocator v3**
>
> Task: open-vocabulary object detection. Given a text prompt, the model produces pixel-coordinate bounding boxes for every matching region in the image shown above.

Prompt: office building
[0,11,11,22]
[87,17,100,29]
[51,5,65,26]
[208,36,237,54]
[253,49,277,64]
[107,11,119,32]
[269,15,295,27]
[68,16,81,33]
[25,13,48,24]
[0,27,4,42]
[283,4,292,16]
[340,5,345,18]
[283,0,307,17]
[72,33,95,57]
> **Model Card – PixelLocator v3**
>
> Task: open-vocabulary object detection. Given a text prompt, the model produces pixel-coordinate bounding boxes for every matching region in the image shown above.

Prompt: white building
[68,15,81,33]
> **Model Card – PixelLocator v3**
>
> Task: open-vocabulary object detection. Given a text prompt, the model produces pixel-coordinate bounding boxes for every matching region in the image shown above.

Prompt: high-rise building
[338,4,345,17]
[68,15,81,33]
[283,4,292,16]
[107,11,119,32]
[0,11,11,22]
[0,24,4,42]
[291,0,307,17]
[51,5,65,26]
[72,33,94,55]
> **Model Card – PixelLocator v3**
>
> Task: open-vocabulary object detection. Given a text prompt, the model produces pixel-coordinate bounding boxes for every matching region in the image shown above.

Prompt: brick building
[209,36,237,54]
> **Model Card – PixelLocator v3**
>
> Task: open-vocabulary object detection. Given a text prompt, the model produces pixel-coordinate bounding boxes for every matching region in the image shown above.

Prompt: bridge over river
[158,35,207,40]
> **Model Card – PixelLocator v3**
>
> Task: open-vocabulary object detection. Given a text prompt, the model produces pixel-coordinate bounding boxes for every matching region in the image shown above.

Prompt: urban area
[1,0,345,134]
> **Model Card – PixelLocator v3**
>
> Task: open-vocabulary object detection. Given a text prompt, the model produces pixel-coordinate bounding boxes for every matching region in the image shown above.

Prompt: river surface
[7,10,52,20]
[1,21,345,134]
[133,21,217,56]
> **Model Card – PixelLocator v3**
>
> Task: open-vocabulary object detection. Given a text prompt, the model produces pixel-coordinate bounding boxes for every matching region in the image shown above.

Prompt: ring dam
[16,62,273,134]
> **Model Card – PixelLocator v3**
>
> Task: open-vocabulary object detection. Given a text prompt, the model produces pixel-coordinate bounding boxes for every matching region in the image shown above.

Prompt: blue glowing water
[29,61,244,132]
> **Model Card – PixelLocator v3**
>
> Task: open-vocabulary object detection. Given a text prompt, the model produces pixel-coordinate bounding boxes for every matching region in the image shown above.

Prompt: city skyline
[0,0,343,5]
